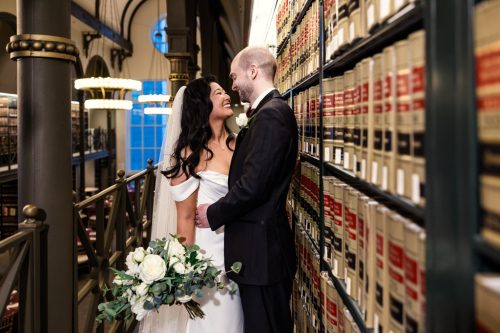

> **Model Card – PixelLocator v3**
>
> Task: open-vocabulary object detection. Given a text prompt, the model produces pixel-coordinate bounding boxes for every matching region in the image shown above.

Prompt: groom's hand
[195,203,210,228]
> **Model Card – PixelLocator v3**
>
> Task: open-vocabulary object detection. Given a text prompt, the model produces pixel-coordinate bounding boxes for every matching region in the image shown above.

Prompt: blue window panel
[143,127,155,147]
[130,107,143,125]
[143,81,154,94]
[156,126,165,147]
[144,114,155,125]
[130,127,142,148]
[130,149,143,171]
[151,18,168,54]
[131,90,141,101]
[144,149,156,168]
[156,114,166,125]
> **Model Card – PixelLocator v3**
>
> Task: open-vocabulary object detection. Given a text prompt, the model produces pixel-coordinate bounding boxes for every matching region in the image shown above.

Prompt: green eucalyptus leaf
[231,262,242,274]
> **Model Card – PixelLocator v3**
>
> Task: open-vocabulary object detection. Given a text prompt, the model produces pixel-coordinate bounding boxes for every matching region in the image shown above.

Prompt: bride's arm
[174,190,197,245]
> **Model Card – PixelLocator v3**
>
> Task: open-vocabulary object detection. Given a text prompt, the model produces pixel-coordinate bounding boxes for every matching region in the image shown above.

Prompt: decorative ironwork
[0,204,48,333]
[6,34,79,63]
[74,159,156,332]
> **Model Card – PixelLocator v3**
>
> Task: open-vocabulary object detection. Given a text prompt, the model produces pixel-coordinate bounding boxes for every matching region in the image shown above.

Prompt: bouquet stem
[184,300,205,319]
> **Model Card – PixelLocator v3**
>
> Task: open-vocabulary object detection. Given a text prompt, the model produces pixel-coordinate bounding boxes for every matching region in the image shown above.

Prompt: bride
[139,76,244,332]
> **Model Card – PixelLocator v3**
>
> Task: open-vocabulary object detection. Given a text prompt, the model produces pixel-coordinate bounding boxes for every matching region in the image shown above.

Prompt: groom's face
[230,57,254,104]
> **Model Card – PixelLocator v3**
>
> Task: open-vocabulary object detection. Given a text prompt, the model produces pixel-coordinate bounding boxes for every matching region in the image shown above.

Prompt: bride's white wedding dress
[169,170,244,333]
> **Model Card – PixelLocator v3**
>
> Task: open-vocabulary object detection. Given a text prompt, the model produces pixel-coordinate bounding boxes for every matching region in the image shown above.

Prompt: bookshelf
[278,0,488,332]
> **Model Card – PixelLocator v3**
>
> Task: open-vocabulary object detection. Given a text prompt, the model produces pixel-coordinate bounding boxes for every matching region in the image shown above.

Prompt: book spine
[409,30,426,206]
[327,278,340,332]
[345,189,359,300]
[357,195,369,316]
[344,70,356,171]
[324,78,336,162]
[418,230,426,333]
[324,177,335,263]
[354,63,363,176]
[475,0,500,245]
[404,222,423,333]
[382,46,397,193]
[395,40,413,200]
[365,200,379,328]
[365,0,379,33]
[337,0,350,52]
[378,0,394,24]
[334,76,346,166]
[374,206,390,333]
[333,181,347,278]
[388,213,407,333]
[372,54,384,187]
[348,0,364,44]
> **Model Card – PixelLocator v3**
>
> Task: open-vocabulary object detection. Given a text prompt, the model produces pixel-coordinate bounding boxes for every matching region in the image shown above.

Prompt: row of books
[276,0,314,48]
[325,0,418,60]
[476,0,500,251]
[294,30,426,206]
[277,0,320,93]
[293,162,426,332]
[294,222,363,332]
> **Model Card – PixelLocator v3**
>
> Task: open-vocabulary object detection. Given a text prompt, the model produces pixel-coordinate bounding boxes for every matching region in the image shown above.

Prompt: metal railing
[74,159,157,333]
[0,204,49,333]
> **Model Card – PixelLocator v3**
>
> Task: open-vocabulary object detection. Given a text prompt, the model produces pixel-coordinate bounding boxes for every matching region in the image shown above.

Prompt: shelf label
[372,161,378,184]
[333,258,339,276]
[397,168,405,195]
[346,276,352,295]
[382,166,388,190]
[335,148,342,164]
[412,174,421,203]
[338,27,344,47]
[349,21,355,42]
[325,147,331,162]
[344,152,350,169]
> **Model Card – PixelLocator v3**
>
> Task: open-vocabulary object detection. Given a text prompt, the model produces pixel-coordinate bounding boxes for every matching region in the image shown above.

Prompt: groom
[195,46,298,333]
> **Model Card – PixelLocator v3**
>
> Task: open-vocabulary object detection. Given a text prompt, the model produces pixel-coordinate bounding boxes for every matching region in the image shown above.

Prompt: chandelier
[74,77,142,110]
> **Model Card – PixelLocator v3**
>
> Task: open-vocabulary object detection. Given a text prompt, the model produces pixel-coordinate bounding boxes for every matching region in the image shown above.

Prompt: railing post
[114,170,127,333]
[18,204,48,333]
[145,159,155,245]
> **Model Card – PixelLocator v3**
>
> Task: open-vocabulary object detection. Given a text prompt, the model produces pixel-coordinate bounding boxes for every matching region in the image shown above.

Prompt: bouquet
[96,236,241,323]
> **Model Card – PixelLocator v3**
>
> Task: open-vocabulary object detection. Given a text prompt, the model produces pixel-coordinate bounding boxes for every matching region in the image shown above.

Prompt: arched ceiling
[72,0,252,60]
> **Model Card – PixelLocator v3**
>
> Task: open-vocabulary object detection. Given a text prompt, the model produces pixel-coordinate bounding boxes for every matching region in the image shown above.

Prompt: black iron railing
[0,204,49,333]
[74,159,157,333]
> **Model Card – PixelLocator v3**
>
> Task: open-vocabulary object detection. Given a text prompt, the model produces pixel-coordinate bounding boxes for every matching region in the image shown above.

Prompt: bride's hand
[195,204,210,228]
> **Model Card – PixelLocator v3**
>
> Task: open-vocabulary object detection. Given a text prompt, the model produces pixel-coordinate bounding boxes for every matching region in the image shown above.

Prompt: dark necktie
[246,107,254,117]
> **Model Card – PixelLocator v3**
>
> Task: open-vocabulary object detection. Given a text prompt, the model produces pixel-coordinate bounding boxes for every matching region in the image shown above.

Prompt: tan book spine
[325,177,336,263]
[334,76,346,166]
[382,46,397,193]
[314,253,322,330]
[365,200,378,328]
[404,222,423,333]
[374,206,390,333]
[418,229,426,333]
[365,0,379,33]
[475,274,500,333]
[394,39,413,200]
[332,4,339,57]
[316,85,321,157]
[388,213,407,333]
[475,1,500,238]
[378,0,394,24]
[361,58,374,181]
[354,63,363,176]
[357,196,369,315]
[348,0,363,44]
[409,30,426,206]
[338,303,346,333]
[372,53,384,187]
[327,279,340,333]
[344,70,356,171]
[333,181,347,278]
[345,189,359,300]
[337,0,350,53]
[344,308,354,333]
[324,78,336,162]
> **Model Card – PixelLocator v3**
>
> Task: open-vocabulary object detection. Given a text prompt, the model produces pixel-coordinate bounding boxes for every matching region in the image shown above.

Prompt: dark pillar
[12,0,75,331]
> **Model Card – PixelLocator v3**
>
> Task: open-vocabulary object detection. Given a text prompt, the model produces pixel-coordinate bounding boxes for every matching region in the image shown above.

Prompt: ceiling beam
[71,1,132,54]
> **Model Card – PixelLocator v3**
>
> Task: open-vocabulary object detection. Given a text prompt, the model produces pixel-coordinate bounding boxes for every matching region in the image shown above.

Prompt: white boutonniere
[235,113,255,130]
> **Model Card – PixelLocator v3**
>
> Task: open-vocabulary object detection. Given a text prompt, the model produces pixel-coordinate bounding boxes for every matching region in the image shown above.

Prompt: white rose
[135,283,149,297]
[173,262,186,275]
[235,113,248,128]
[197,262,208,273]
[113,275,124,285]
[196,252,203,260]
[165,239,186,258]
[133,247,146,263]
[131,299,149,321]
[139,254,166,284]
[176,295,192,303]
[185,263,194,274]
[125,252,140,275]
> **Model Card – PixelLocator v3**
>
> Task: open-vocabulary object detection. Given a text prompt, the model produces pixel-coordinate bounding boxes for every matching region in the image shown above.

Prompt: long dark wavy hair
[162,75,235,179]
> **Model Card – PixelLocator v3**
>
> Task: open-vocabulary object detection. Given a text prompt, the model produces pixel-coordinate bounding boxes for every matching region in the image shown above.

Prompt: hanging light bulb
[74,77,142,110]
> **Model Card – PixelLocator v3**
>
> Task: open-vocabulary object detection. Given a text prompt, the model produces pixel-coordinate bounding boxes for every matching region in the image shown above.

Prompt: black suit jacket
[207,90,298,286]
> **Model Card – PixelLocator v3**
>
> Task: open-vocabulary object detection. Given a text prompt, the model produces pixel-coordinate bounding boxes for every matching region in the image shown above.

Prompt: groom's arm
[206,105,293,230]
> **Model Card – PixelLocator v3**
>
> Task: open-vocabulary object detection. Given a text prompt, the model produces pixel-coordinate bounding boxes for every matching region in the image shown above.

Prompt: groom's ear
[248,64,258,80]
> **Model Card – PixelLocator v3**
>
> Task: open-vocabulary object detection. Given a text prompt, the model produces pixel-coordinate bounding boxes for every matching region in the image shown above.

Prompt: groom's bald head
[234,46,277,82]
